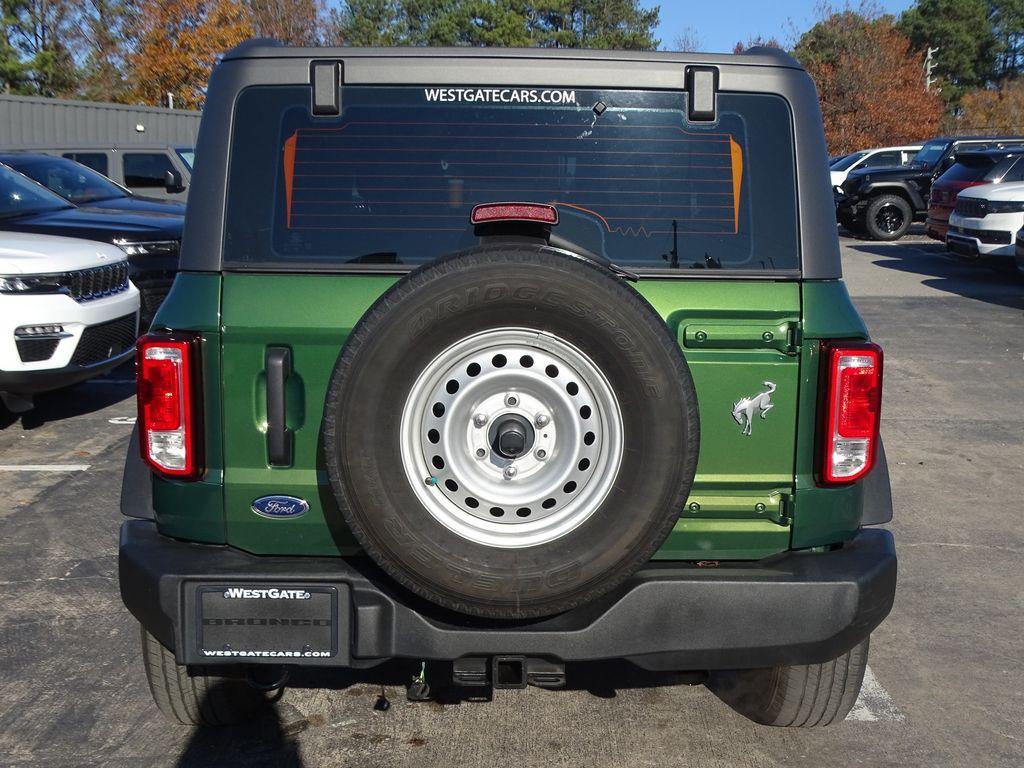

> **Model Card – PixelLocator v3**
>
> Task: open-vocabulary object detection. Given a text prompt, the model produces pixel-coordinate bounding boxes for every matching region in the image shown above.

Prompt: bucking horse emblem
[732,382,776,436]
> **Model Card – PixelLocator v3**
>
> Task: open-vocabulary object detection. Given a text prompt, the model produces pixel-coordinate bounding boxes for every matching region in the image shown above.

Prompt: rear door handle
[266,347,292,466]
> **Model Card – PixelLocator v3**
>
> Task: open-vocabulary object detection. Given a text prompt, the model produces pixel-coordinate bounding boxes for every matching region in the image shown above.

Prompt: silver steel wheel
[400,327,624,548]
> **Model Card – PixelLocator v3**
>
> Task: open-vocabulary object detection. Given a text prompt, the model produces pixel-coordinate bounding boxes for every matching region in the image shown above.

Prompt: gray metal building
[0,94,201,149]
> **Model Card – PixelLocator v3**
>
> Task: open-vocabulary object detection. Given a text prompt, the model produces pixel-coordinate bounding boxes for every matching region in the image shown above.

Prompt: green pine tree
[0,0,31,93]
[79,0,135,102]
[898,0,997,99]
[989,0,1024,80]
[330,0,659,50]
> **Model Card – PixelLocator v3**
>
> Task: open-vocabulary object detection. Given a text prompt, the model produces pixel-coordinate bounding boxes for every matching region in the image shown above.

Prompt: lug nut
[505,394,519,407]
[535,413,550,428]
[535,449,547,460]
[476,448,487,459]
[473,413,488,428]
[503,466,517,480]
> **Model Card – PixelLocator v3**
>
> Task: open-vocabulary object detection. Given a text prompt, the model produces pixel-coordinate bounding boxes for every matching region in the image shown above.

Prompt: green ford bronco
[119,42,896,728]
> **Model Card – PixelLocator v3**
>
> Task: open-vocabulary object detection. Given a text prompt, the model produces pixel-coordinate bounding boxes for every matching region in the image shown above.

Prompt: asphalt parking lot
[0,233,1021,768]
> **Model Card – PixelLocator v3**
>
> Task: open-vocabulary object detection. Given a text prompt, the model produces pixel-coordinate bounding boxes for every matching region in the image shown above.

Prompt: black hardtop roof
[930,135,1024,144]
[223,39,804,70]
[953,146,1024,159]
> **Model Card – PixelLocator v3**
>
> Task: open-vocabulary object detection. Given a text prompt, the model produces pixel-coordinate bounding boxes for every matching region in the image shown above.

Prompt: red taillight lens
[137,333,201,479]
[819,342,883,485]
[471,202,559,225]
[139,357,181,431]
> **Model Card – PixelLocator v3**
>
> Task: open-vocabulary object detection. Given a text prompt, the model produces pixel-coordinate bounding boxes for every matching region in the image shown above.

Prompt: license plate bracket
[193,584,343,665]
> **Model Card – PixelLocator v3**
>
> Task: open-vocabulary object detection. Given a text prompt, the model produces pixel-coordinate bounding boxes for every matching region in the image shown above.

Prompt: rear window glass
[941,160,992,183]
[124,153,175,188]
[831,151,868,171]
[224,86,799,272]
[943,154,1024,183]
[176,148,195,170]
[998,157,1024,182]
[63,152,108,175]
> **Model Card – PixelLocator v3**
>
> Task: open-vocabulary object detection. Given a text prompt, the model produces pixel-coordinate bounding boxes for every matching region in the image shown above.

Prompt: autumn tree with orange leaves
[795,11,943,155]
[957,79,1024,133]
[127,0,254,109]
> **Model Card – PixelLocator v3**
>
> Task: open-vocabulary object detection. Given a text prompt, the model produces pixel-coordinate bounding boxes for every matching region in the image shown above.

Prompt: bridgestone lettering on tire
[322,245,700,619]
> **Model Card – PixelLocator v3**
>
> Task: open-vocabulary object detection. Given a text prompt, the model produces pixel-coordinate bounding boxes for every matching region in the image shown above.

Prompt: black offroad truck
[835,135,1024,240]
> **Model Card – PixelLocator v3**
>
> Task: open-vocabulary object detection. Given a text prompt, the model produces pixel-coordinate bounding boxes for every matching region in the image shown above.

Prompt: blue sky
[648,1,916,53]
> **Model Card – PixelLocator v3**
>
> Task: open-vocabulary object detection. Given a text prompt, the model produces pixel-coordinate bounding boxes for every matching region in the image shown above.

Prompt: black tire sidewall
[865,194,912,241]
[323,246,699,618]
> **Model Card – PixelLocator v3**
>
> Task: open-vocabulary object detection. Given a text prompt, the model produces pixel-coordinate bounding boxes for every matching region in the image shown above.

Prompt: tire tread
[708,637,870,727]
[140,626,268,726]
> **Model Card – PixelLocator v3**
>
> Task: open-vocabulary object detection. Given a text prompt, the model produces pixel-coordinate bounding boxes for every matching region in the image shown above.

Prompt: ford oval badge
[251,495,309,520]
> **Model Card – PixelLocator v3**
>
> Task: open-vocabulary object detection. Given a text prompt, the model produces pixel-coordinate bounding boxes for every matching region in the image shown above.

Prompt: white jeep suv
[0,232,139,409]
[947,181,1024,266]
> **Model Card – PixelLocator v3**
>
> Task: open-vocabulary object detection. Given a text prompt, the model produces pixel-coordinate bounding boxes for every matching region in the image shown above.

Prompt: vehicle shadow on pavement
[167,662,702,766]
[173,694,306,768]
[850,243,1024,310]
[838,222,930,240]
[0,378,134,430]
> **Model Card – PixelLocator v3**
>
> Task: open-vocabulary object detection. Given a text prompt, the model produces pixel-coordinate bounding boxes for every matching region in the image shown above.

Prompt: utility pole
[924,46,939,92]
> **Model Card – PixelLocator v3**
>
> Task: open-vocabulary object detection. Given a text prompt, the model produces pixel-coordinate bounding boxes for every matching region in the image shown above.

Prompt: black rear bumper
[119,520,896,672]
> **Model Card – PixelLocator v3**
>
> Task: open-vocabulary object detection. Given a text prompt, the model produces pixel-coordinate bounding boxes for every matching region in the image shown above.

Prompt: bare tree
[673,25,701,52]
[245,0,324,45]
[733,36,783,54]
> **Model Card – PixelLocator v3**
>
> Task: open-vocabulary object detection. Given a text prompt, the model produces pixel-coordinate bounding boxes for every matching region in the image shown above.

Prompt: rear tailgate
[216,81,803,559]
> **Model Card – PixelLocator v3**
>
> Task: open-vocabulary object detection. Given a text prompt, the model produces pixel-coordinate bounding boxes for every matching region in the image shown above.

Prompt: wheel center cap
[491,414,534,459]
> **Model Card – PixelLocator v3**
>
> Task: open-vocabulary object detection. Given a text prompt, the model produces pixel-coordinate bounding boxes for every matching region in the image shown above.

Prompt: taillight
[137,333,201,479]
[818,341,883,485]
[470,202,559,225]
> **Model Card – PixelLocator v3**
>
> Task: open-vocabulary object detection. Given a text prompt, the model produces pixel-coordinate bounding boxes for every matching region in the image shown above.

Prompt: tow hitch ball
[406,657,566,701]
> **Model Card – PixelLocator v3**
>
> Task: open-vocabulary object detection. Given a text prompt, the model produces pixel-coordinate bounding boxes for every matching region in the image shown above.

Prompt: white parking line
[108,416,136,425]
[846,665,904,722]
[0,464,91,472]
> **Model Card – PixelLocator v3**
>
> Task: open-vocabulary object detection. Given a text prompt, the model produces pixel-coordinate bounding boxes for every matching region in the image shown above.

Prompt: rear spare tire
[322,245,699,618]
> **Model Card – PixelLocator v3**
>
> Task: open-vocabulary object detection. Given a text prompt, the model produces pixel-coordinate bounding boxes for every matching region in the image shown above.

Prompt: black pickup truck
[835,136,1024,240]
